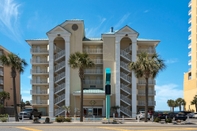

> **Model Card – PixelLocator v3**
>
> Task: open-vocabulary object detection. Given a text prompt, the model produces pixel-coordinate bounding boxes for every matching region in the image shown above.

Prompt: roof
[25,38,49,41]
[83,37,102,41]
[137,38,160,42]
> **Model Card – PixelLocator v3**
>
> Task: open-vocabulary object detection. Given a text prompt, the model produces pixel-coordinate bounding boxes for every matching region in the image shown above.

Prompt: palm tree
[0,91,10,106]
[175,98,185,111]
[191,95,197,112]
[182,100,186,111]
[128,52,165,122]
[68,52,94,122]
[167,99,177,112]
[0,53,27,121]
[62,105,70,117]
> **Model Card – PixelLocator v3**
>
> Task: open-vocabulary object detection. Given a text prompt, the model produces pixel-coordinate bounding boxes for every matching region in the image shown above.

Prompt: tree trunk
[179,105,181,111]
[12,68,19,122]
[144,78,148,122]
[79,68,84,122]
[195,104,197,112]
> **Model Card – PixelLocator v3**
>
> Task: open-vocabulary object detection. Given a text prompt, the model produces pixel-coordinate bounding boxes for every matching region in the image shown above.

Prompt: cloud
[86,17,106,37]
[155,84,183,110]
[28,75,32,79]
[0,0,22,42]
[165,58,178,64]
[114,13,130,29]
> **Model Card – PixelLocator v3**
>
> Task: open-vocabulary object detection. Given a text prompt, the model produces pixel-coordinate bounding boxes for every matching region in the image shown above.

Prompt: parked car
[179,111,192,117]
[136,111,150,120]
[18,108,42,120]
[153,111,168,119]
[167,112,187,121]
[193,113,197,118]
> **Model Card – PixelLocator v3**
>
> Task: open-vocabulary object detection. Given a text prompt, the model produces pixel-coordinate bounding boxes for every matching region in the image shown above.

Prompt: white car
[193,113,197,118]
[136,111,150,120]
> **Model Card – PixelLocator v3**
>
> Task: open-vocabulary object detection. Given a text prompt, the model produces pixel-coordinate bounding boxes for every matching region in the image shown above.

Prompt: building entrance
[84,108,102,117]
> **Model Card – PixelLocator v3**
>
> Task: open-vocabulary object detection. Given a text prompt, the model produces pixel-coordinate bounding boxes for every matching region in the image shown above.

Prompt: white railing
[55,72,65,82]
[31,48,48,53]
[0,71,3,76]
[120,106,132,117]
[31,79,48,84]
[31,100,48,104]
[31,69,48,74]
[138,79,155,85]
[120,83,131,93]
[92,59,103,64]
[120,94,131,104]
[124,45,132,53]
[84,80,103,84]
[120,61,130,71]
[120,50,131,60]
[188,0,191,7]
[188,34,191,40]
[55,50,65,60]
[55,83,65,93]
[188,43,191,48]
[55,61,65,72]
[137,49,156,54]
[138,101,155,106]
[54,94,65,104]
[83,48,103,54]
[30,90,48,95]
[55,108,65,116]
[120,72,131,82]
[31,59,48,64]
[84,69,103,74]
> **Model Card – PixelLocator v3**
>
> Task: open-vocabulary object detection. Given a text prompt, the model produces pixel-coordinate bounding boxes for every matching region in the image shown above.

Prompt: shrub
[55,116,66,122]
[0,117,7,122]
[154,117,161,122]
[165,118,172,123]
[64,117,72,122]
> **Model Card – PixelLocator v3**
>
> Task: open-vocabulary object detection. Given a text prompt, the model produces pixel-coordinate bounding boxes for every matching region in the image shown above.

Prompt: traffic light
[105,84,111,95]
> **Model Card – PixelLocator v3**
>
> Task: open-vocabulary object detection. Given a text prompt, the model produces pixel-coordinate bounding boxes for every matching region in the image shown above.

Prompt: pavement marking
[16,127,42,131]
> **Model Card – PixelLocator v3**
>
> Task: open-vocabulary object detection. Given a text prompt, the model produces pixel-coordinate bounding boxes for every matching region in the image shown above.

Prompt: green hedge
[55,116,72,122]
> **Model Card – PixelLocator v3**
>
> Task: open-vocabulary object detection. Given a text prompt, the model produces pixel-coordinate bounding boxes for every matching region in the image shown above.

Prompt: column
[48,35,55,118]
[115,36,121,112]
[131,36,137,118]
[64,36,70,107]
[102,99,106,117]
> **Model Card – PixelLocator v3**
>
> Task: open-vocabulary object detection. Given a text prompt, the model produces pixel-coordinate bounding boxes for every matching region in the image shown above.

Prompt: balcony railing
[0,71,3,76]
[0,80,3,84]
[138,101,155,106]
[84,80,103,85]
[188,9,191,15]
[31,48,48,54]
[83,48,103,54]
[138,90,156,95]
[188,34,191,40]
[55,72,65,82]
[31,79,48,84]
[120,50,131,60]
[30,89,48,95]
[31,69,48,74]
[31,59,48,64]
[84,69,103,74]
[188,51,191,56]
[31,100,48,105]
[188,17,191,23]
[188,60,191,65]
[188,43,191,48]
[138,79,155,85]
[188,0,191,7]
[92,59,103,64]
[55,50,65,60]
[188,26,191,32]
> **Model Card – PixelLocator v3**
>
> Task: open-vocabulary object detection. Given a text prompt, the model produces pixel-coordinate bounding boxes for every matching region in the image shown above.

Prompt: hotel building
[26,20,159,117]
[0,45,21,108]
[184,0,197,111]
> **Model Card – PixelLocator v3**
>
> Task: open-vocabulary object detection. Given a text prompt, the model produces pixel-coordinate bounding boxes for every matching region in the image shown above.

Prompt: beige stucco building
[184,0,197,111]
[0,45,21,108]
[26,20,159,118]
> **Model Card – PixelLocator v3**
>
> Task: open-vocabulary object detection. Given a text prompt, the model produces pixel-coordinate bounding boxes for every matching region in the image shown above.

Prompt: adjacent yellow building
[26,20,159,118]
[184,0,197,111]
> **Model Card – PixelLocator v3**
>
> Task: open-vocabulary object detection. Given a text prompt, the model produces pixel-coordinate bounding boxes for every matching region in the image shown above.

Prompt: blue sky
[0,0,189,111]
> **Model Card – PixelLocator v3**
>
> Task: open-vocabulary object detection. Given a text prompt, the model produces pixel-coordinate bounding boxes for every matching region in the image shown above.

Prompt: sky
[0,0,189,111]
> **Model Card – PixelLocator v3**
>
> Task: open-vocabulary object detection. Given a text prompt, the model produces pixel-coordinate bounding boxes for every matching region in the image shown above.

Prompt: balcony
[31,48,48,54]
[188,17,191,24]
[31,69,48,74]
[83,48,103,54]
[137,101,155,106]
[188,51,191,56]
[84,80,103,85]
[30,89,49,95]
[188,26,191,32]
[92,59,103,64]
[0,71,3,76]
[137,49,156,54]
[31,79,48,85]
[188,34,191,40]
[31,100,49,105]
[138,79,155,85]
[31,59,48,65]
[84,69,103,74]
[188,1,191,7]
[137,90,156,96]
[188,9,191,15]
[0,80,3,85]
[188,43,191,49]
[188,60,191,65]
